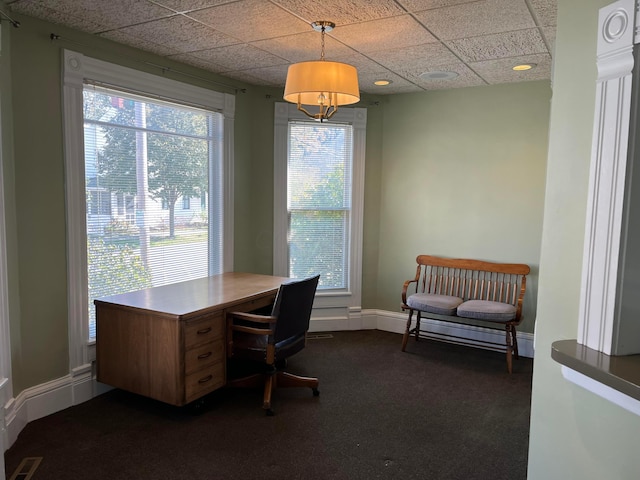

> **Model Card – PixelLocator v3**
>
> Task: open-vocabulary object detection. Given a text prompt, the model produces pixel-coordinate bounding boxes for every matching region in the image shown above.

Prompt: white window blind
[83,85,224,337]
[287,121,353,289]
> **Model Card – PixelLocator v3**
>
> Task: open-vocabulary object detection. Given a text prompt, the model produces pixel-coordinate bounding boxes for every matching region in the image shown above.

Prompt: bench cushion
[407,293,464,316]
[456,300,517,322]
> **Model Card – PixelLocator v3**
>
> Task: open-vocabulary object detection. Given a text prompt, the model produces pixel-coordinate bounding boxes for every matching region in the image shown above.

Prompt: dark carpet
[4,330,533,480]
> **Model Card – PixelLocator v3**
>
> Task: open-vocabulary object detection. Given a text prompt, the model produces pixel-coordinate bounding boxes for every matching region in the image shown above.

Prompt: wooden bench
[401,255,531,373]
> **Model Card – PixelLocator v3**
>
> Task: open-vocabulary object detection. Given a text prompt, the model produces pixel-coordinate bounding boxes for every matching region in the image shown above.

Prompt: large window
[274,103,366,319]
[83,86,223,338]
[63,50,234,369]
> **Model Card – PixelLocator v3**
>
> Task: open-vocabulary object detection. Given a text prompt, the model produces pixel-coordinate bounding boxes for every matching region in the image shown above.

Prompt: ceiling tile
[396,0,481,12]
[188,0,310,43]
[251,31,354,63]
[414,0,535,40]
[529,0,557,26]
[12,0,175,31]
[367,43,460,75]
[184,44,289,71]
[271,0,406,25]
[542,26,556,52]
[447,28,548,62]
[223,64,290,86]
[358,70,417,94]
[99,30,182,56]
[151,0,236,13]
[363,83,425,95]
[165,52,226,72]
[116,15,239,53]
[408,63,486,90]
[9,1,106,33]
[328,53,390,75]
[330,15,437,53]
[470,53,552,84]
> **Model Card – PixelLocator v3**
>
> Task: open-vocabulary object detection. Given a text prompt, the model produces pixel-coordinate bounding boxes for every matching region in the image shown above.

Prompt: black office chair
[226,275,320,415]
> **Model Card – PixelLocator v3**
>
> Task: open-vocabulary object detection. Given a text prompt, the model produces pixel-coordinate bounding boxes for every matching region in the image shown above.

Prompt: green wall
[374,82,550,332]
[527,0,640,478]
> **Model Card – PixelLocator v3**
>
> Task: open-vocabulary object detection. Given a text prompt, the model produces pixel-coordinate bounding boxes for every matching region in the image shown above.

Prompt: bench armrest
[401,263,423,307]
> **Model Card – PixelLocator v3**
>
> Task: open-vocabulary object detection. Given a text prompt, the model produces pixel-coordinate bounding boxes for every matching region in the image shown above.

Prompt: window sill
[551,339,640,416]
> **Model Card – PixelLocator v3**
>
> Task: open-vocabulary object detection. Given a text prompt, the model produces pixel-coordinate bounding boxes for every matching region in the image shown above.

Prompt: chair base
[227,370,319,415]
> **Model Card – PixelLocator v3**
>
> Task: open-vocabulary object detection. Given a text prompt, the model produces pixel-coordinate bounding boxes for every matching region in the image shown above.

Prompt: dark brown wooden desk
[95,272,289,406]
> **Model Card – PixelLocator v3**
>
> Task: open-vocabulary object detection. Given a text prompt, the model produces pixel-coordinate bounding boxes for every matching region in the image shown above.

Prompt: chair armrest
[228,311,276,324]
[231,324,274,336]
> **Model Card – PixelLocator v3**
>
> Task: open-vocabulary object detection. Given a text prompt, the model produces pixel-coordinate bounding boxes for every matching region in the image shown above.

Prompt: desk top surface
[94,272,290,318]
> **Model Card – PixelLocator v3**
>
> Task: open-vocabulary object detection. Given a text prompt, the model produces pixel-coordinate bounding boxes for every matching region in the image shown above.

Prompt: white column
[578,0,640,354]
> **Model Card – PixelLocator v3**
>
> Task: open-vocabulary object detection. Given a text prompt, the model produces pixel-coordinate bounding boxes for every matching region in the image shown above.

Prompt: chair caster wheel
[265,408,275,416]
[312,388,320,397]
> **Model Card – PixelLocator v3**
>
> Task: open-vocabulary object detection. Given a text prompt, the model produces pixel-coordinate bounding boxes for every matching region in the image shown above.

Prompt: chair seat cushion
[456,300,517,322]
[406,293,464,316]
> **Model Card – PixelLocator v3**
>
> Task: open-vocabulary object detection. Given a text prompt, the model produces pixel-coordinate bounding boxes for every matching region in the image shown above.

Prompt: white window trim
[62,50,235,373]
[273,102,366,317]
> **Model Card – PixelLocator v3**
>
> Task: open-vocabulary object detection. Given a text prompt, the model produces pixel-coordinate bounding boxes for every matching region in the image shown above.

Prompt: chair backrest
[271,275,320,343]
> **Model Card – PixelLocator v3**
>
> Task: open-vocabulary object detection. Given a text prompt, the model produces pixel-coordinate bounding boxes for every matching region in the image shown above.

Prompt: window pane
[287,122,353,289]
[83,86,223,338]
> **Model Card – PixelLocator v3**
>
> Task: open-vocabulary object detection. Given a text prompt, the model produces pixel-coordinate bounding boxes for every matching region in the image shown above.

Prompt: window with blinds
[287,121,353,289]
[83,85,223,338]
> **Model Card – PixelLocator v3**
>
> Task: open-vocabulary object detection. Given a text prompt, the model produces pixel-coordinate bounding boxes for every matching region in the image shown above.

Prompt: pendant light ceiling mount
[283,20,360,122]
[311,20,335,34]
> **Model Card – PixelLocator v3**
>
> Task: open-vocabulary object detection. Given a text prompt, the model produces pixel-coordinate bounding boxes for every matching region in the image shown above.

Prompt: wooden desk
[95,272,289,406]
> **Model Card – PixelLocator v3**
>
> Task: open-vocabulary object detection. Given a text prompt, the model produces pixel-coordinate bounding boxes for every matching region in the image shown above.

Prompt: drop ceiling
[6,0,556,95]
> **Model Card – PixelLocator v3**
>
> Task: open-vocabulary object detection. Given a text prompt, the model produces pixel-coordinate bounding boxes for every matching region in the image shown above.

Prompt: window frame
[273,102,366,316]
[63,50,235,371]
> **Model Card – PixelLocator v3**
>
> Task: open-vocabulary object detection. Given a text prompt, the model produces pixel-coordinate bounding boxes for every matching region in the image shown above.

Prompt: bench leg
[510,324,520,360]
[401,309,414,351]
[505,325,513,374]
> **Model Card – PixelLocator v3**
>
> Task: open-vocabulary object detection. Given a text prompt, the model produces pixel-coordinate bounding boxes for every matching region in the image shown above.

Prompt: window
[63,50,235,369]
[274,103,366,318]
[83,85,223,338]
[287,121,352,289]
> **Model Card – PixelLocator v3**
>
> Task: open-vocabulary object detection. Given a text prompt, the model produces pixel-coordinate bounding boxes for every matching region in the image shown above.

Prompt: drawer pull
[197,327,212,335]
[198,374,213,384]
[197,352,212,360]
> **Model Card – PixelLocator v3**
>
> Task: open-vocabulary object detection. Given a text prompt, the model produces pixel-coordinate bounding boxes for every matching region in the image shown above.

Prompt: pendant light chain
[320,25,326,61]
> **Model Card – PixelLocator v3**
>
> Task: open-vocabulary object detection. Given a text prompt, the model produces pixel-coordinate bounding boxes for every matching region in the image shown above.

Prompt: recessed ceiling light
[374,79,392,86]
[419,71,459,81]
[512,63,536,71]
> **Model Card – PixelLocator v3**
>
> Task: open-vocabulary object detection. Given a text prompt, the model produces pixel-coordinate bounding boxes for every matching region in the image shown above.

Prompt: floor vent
[307,333,334,340]
[9,457,42,480]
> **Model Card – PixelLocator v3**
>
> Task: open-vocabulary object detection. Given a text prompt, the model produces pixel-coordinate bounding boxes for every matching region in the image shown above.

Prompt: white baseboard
[4,363,97,450]
[310,309,535,359]
[4,309,534,455]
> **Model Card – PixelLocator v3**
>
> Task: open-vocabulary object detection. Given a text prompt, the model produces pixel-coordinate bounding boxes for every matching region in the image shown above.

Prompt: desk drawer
[184,313,224,348]
[227,293,277,314]
[185,339,223,375]
[185,361,225,403]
